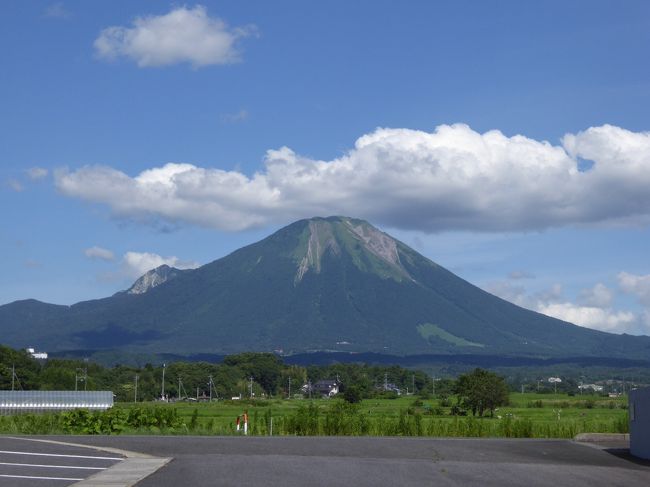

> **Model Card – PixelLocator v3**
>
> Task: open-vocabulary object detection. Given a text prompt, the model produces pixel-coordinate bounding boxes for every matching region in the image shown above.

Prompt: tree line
[0,345,509,415]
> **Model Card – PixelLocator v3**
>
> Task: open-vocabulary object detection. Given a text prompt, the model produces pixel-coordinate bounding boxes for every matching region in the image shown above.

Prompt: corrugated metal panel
[0,391,113,415]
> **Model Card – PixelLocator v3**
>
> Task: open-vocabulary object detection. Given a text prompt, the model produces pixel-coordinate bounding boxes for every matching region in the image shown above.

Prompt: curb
[574,433,629,443]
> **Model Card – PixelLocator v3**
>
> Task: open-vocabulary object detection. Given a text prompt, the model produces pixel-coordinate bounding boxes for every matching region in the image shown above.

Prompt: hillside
[1,216,649,359]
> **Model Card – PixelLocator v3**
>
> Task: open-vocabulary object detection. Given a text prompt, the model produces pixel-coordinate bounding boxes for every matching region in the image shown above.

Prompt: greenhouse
[0,391,113,415]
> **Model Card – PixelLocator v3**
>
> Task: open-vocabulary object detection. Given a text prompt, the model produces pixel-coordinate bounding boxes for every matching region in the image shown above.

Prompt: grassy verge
[0,393,628,438]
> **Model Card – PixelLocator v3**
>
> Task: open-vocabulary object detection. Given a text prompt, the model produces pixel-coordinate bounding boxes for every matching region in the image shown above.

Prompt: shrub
[343,386,362,404]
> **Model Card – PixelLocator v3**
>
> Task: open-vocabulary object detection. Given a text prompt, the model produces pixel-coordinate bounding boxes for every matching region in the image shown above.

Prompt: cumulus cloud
[618,272,650,306]
[84,246,115,261]
[94,5,255,68]
[121,251,199,278]
[26,167,49,180]
[485,279,643,334]
[54,123,650,233]
[536,302,637,333]
[578,283,613,308]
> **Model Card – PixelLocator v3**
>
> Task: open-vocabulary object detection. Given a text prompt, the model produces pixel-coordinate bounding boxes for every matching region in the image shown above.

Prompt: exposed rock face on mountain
[1,216,649,360]
[126,265,186,295]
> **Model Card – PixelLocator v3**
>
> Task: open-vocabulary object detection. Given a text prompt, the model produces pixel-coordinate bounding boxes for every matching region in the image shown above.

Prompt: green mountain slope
[1,216,649,359]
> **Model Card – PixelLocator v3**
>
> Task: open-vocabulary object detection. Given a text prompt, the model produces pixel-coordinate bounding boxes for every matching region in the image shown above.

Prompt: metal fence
[0,391,113,415]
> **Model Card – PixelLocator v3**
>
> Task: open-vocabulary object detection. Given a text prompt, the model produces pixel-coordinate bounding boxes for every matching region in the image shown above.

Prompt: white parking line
[0,473,84,481]
[0,450,122,461]
[0,461,105,470]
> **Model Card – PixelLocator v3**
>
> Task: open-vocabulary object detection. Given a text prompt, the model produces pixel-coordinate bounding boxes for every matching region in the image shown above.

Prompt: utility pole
[11,364,15,391]
[134,375,139,403]
[249,376,253,399]
[288,377,291,399]
[432,376,436,396]
[83,359,88,391]
[412,374,415,394]
[209,375,214,402]
[384,373,388,391]
[161,363,166,400]
[178,377,182,400]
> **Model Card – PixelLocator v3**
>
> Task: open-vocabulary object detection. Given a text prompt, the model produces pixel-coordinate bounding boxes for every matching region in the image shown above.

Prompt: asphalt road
[14,435,649,487]
[0,437,123,486]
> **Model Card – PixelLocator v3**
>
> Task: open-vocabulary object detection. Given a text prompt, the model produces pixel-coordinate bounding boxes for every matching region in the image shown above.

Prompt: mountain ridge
[1,216,649,360]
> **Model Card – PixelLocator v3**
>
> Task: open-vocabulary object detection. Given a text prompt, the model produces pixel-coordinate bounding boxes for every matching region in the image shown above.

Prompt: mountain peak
[127,264,185,295]
[293,216,411,283]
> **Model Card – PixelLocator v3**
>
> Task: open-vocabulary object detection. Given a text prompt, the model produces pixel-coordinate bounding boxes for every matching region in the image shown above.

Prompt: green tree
[223,353,283,395]
[455,368,509,417]
[342,385,362,404]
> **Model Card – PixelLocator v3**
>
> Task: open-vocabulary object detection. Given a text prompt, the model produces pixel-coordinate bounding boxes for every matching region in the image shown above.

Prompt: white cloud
[618,272,650,306]
[578,283,613,308]
[537,302,637,333]
[94,5,255,68]
[121,251,199,278]
[486,279,644,334]
[26,167,49,180]
[54,123,650,233]
[84,246,115,261]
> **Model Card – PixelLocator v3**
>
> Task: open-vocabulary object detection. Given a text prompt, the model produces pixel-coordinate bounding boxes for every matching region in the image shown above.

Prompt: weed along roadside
[0,393,629,438]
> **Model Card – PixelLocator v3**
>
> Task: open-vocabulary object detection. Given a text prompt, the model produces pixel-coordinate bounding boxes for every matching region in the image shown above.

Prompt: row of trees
[1,345,509,414]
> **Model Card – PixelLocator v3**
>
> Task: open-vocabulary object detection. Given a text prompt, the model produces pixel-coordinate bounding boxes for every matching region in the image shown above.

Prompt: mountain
[123,265,188,295]
[1,216,649,360]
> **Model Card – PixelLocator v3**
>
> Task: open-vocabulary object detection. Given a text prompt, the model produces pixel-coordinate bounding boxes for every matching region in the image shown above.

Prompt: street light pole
[161,363,166,400]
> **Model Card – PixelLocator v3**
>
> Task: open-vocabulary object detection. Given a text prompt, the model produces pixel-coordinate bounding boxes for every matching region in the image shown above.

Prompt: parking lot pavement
[0,437,123,486]
[34,436,650,487]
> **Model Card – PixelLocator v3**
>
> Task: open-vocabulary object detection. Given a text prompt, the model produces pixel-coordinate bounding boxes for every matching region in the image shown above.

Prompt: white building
[26,347,48,360]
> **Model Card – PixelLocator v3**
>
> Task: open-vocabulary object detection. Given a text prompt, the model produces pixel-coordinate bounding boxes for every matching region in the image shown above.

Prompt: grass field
[116,392,629,438]
[0,392,628,438]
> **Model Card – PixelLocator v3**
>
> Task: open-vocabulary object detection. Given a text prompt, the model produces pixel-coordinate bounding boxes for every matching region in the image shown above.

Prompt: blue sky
[1,1,650,335]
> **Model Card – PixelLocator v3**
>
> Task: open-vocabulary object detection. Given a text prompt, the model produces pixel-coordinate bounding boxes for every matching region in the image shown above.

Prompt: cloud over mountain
[121,251,199,278]
[55,123,650,233]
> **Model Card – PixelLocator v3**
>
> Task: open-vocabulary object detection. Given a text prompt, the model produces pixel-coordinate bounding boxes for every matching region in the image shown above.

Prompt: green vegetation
[0,393,629,438]
[3,216,650,360]
[417,323,484,347]
[0,345,633,438]
[456,368,509,417]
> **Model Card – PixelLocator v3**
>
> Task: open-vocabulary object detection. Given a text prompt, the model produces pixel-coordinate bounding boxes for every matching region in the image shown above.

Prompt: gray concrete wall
[629,387,650,459]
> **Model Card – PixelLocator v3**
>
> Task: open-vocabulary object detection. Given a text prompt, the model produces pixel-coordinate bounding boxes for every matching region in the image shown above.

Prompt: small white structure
[26,347,48,360]
[630,387,650,459]
[0,391,113,415]
[578,383,603,392]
